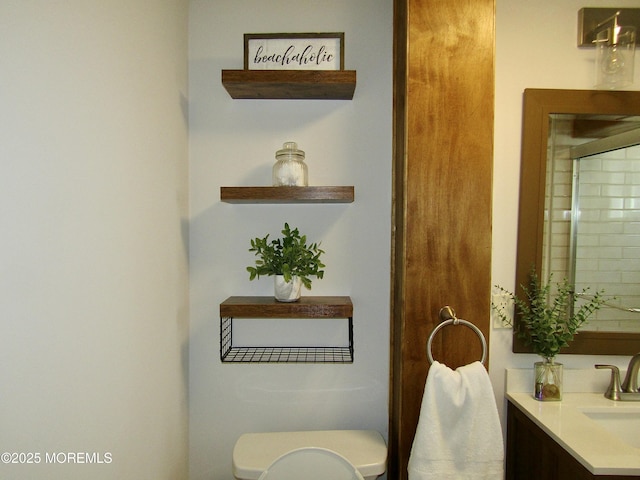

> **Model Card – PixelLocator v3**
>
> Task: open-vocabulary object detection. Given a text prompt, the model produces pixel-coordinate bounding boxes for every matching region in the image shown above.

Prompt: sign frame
[244,33,345,71]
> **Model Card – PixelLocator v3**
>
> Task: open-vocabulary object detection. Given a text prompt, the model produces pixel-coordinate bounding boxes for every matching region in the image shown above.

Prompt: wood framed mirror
[515,88,640,355]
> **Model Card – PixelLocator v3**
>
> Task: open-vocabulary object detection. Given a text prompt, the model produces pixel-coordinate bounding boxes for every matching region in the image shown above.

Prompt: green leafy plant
[247,223,325,290]
[492,269,607,361]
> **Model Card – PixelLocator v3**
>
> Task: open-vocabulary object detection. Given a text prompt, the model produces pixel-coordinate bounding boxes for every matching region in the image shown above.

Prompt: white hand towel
[408,361,504,480]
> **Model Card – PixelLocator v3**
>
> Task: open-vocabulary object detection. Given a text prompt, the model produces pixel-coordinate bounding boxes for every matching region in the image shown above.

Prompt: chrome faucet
[595,353,640,401]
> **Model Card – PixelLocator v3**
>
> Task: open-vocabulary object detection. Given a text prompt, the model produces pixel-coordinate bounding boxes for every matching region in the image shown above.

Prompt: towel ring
[426,306,487,365]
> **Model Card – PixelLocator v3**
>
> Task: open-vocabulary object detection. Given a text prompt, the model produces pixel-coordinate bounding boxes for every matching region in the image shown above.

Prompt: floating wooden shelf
[220,296,353,318]
[220,296,353,363]
[220,186,354,204]
[221,70,356,99]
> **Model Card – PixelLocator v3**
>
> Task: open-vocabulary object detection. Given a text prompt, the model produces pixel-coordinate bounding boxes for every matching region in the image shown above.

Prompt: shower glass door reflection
[570,129,640,333]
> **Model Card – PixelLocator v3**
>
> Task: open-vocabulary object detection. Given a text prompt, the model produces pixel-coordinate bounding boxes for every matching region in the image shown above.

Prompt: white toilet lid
[257,447,365,480]
[233,429,387,479]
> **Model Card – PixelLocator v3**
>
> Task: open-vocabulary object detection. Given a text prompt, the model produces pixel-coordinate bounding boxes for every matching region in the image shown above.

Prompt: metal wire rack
[219,296,354,364]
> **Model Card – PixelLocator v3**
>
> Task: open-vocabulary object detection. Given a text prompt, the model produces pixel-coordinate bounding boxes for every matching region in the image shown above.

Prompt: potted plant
[247,223,325,302]
[493,269,607,401]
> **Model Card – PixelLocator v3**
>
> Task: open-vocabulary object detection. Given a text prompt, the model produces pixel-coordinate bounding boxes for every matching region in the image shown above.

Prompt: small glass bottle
[272,142,308,187]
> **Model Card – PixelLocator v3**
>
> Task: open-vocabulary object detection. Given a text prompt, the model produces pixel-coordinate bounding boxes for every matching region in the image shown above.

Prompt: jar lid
[276,141,305,159]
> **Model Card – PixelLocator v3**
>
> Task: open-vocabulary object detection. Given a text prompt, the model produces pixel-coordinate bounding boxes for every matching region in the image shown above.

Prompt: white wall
[9,2,639,478]
[0,2,189,479]
[491,0,640,418]
[188,1,392,478]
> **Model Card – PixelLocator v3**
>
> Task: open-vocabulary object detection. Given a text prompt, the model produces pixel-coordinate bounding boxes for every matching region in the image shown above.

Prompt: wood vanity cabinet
[506,401,638,480]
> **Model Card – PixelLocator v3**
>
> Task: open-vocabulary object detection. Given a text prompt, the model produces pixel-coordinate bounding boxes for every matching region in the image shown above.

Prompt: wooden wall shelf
[220,186,354,204]
[221,70,356,99]
[221,296,352,318]
[220,296,353,363]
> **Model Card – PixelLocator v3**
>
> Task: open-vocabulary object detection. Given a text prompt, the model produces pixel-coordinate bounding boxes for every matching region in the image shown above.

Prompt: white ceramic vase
[274,275,302,302]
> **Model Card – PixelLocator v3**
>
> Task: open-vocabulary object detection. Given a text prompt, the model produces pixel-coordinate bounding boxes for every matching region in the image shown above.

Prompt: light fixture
[578,8,639,89]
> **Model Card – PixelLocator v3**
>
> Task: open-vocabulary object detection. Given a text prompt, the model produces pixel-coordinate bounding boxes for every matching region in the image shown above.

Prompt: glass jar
[534,360,563,401]
[272,142,308,187]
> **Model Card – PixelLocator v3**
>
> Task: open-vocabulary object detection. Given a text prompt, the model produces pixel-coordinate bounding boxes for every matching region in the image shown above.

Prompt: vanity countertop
[507,389,640,476]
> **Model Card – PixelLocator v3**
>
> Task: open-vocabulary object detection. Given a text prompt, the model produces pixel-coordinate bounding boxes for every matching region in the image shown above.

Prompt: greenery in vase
[492,269,607,361]
[247,223,325,290]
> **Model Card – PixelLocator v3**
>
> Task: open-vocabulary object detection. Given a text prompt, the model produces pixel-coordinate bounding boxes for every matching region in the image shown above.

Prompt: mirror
[515,88,640,355]
[566,124,640,333]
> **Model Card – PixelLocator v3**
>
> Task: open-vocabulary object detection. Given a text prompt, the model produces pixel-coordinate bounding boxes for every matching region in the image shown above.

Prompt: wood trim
[388,0,408,476]
[389,0,495,477]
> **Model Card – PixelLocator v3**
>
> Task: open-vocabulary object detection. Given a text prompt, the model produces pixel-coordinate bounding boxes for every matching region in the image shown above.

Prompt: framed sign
[244,33,344,71]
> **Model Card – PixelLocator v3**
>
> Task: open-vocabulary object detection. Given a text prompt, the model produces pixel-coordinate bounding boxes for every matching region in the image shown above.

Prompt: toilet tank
[232,430,387,480]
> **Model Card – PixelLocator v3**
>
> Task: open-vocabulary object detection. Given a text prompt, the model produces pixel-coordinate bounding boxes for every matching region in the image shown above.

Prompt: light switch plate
[491,291,513,329]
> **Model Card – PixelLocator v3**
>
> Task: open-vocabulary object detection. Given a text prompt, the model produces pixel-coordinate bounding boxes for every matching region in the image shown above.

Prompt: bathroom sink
[507,370,640,476]
[580,408,640,449]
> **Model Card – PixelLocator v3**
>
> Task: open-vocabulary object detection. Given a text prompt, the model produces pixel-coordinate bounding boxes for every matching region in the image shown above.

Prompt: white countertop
[506,369,640,476]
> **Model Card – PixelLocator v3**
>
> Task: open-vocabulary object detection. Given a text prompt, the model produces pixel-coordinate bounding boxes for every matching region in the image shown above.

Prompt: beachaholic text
[245,34,343,70]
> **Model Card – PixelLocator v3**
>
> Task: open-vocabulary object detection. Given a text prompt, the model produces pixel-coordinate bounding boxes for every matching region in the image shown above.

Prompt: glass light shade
[595,26,636,89]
